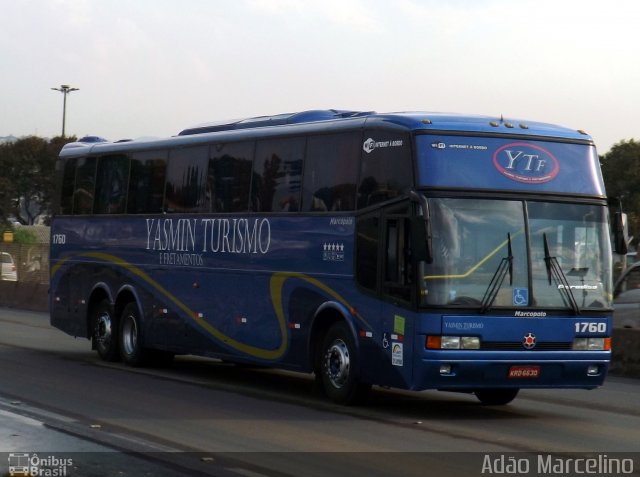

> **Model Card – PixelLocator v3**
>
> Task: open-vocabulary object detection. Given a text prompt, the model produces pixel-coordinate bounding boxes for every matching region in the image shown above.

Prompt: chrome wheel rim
[95,312,112,347]
[324,339,350,388]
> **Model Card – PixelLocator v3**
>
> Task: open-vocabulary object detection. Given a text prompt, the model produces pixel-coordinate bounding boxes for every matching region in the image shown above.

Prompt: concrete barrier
[611,328,640,378]
[0,281,48,311]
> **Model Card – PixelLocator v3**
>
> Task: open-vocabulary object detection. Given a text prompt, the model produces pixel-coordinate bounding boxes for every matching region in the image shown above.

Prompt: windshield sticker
[493,143,559,184]
[558,284,598,290]
[513,288,528,306]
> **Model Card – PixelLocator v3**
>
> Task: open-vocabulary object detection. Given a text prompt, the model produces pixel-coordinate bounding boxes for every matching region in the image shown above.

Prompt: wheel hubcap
[95,312,112,346]
[122,314,138,356]
[324,339,350,388]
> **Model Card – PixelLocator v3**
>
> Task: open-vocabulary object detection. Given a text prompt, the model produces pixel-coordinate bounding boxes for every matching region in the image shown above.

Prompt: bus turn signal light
[426,336,441,349]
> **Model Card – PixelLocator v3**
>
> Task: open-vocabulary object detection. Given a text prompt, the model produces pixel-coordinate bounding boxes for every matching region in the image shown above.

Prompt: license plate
[508,365,541,379]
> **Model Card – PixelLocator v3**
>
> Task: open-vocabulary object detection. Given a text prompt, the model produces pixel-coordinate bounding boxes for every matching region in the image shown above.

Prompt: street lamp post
[51,85,79,138]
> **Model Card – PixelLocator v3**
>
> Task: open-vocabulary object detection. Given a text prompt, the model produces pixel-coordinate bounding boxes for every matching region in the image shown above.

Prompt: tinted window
[127,150,167,214]
[73,157,97,214]
[208,142,253,212]
[253,137,305,212]
[94,154,130,214]
[302,133,359,212]
[165,146,208,213]
[356,214,379,291]
[59,158,77,215]
[358,131,412,208]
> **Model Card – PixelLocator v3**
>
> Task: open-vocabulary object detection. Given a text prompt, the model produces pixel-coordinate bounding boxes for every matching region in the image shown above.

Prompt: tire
[91,299,120,362]
[119,302,149,366]
[318,321,371,405]
[475,388,519,405]
[119,302,174,367]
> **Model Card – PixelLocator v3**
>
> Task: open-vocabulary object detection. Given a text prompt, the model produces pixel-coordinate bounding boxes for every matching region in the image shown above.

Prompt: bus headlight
[572,337,610,351]
[441,336,460,349]
[461,337,481,349]
[427,336,481,350]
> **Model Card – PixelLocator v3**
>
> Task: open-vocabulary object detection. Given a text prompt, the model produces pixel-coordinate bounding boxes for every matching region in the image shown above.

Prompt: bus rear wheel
[119,302,174,367]
[319,321,371,405]
[475,388,519,405]
[92,299,119,362]
[119,303,145,366]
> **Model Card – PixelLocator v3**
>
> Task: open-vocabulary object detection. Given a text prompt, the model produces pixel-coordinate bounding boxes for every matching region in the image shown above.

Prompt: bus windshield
[419,197,612,310]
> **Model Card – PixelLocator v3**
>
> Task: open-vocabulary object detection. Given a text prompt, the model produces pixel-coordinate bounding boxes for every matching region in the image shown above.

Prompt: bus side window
[165,146,209,213]
[302,133,359,212]
[59,158,77,215]
[356,213,380,292]
[253,138,305,212]
[127,151,167,214]
[73,157,97,215]
[383,209,412,303]
[358,131,412,209]
[94,154,130,214]
[208,142,253,213]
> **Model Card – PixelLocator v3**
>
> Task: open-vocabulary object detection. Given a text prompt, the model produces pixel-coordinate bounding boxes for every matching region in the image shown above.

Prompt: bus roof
[60,110,594,158]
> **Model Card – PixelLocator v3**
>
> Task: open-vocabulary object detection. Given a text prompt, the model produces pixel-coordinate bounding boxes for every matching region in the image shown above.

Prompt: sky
[1,0,639,153]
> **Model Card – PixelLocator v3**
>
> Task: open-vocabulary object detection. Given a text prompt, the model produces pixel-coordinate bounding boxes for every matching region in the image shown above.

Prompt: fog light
[440,364,452,375]
[587,365,600,376]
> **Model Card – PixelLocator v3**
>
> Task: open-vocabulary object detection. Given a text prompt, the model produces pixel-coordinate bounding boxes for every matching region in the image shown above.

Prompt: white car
[1,252,18,281]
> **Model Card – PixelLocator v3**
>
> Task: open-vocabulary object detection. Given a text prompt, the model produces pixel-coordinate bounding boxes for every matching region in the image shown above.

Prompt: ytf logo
[493,143,559,184]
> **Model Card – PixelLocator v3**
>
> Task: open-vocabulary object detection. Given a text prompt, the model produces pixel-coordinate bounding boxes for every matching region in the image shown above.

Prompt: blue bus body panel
[51,215,360,364]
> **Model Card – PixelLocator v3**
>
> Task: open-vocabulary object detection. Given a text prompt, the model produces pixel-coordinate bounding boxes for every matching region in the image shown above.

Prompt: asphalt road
[0,308,638,477]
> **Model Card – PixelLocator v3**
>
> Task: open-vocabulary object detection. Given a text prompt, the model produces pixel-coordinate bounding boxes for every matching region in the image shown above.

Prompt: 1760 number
[575,322,606,333]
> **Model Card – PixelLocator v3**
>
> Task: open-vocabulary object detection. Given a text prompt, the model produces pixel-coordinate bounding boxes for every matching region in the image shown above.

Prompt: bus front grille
[480,342,573,351]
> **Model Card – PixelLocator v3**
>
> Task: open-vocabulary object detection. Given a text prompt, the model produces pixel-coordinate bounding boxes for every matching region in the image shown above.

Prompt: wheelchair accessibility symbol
[513,288,528,306]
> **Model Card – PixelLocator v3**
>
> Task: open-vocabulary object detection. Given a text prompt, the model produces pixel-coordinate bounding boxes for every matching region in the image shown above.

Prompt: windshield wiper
[543,233,580,314]
[480,233,513,313]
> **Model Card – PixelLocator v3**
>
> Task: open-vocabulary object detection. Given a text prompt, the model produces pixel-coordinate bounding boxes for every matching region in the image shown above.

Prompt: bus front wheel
[319,321,371,405]
[475,388,519,405]
[92,299,119,362]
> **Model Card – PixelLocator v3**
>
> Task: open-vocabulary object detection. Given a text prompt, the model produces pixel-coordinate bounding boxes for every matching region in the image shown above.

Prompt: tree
[0,136,76,226]
[600,139,640,244]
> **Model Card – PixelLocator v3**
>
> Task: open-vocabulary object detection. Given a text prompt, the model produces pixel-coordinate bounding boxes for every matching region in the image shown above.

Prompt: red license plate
[508,366,541,379]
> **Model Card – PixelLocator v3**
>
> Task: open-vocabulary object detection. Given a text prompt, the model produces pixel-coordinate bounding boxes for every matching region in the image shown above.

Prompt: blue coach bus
[50,110,625,405]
